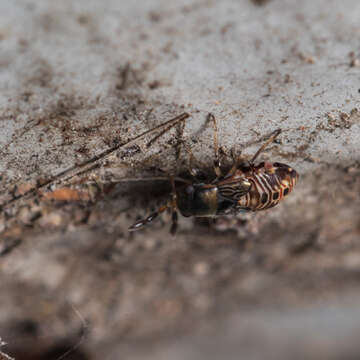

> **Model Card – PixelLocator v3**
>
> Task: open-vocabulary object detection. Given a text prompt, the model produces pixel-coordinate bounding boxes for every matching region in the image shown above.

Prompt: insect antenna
[250,128,281,164]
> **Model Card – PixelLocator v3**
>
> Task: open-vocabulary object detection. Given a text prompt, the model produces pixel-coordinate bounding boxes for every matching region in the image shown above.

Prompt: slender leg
[223,146,243,178]
[145,113,190,148]
[128,204,169,232]
[207,113,223,178]
[147,111,201,178]
[169,175,178,235]
[128,177,181,233]
[223,129,281,178]
[128,176,181,234]
[172,113,207,179]
[224,128,282,178]
[129,114,189,233]
[175,115,186,163]
[165,112,223,180]
[181,142,207,179]
[250,129,281,164]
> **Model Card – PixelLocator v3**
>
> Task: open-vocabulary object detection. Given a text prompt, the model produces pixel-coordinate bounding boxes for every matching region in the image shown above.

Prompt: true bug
[129,113,298,234]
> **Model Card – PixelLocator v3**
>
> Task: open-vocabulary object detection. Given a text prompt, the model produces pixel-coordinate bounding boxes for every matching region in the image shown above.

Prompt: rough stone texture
[0,0,360,359]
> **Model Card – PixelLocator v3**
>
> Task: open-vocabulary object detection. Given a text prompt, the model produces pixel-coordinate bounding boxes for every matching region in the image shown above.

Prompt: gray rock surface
[0,0,360,359]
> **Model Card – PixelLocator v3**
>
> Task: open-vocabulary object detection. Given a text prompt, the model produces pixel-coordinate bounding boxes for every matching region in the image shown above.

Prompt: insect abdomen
[238,164,298,211]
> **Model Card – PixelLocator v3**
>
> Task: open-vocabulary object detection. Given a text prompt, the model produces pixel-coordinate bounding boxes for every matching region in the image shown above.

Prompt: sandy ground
[1,0,360,359]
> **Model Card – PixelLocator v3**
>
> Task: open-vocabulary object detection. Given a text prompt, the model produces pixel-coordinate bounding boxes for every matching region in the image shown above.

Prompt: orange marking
[42,188,90,201]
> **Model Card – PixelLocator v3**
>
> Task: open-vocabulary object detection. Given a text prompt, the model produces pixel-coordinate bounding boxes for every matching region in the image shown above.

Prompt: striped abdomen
[237,162,298,211]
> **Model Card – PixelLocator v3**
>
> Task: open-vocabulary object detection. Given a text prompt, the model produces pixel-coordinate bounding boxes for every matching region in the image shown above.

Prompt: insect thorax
[176,184,235,217]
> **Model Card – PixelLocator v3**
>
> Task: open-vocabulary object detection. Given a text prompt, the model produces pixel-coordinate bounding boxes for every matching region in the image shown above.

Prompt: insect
[129,113,298,234]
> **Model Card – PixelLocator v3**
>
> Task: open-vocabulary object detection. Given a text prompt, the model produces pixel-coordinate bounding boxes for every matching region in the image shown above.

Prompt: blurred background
[0,0,360,359]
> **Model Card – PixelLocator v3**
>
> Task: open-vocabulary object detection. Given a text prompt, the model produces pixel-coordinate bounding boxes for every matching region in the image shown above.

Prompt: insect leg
[207,113,223,178]
[181,142,208,179]
[223,146,243,178]
[145,112,190,148]
[172,114,207,180]
[169,175,178,235]
[128,204,169,232]
[129,114,190,233]
[250,128,282,164]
